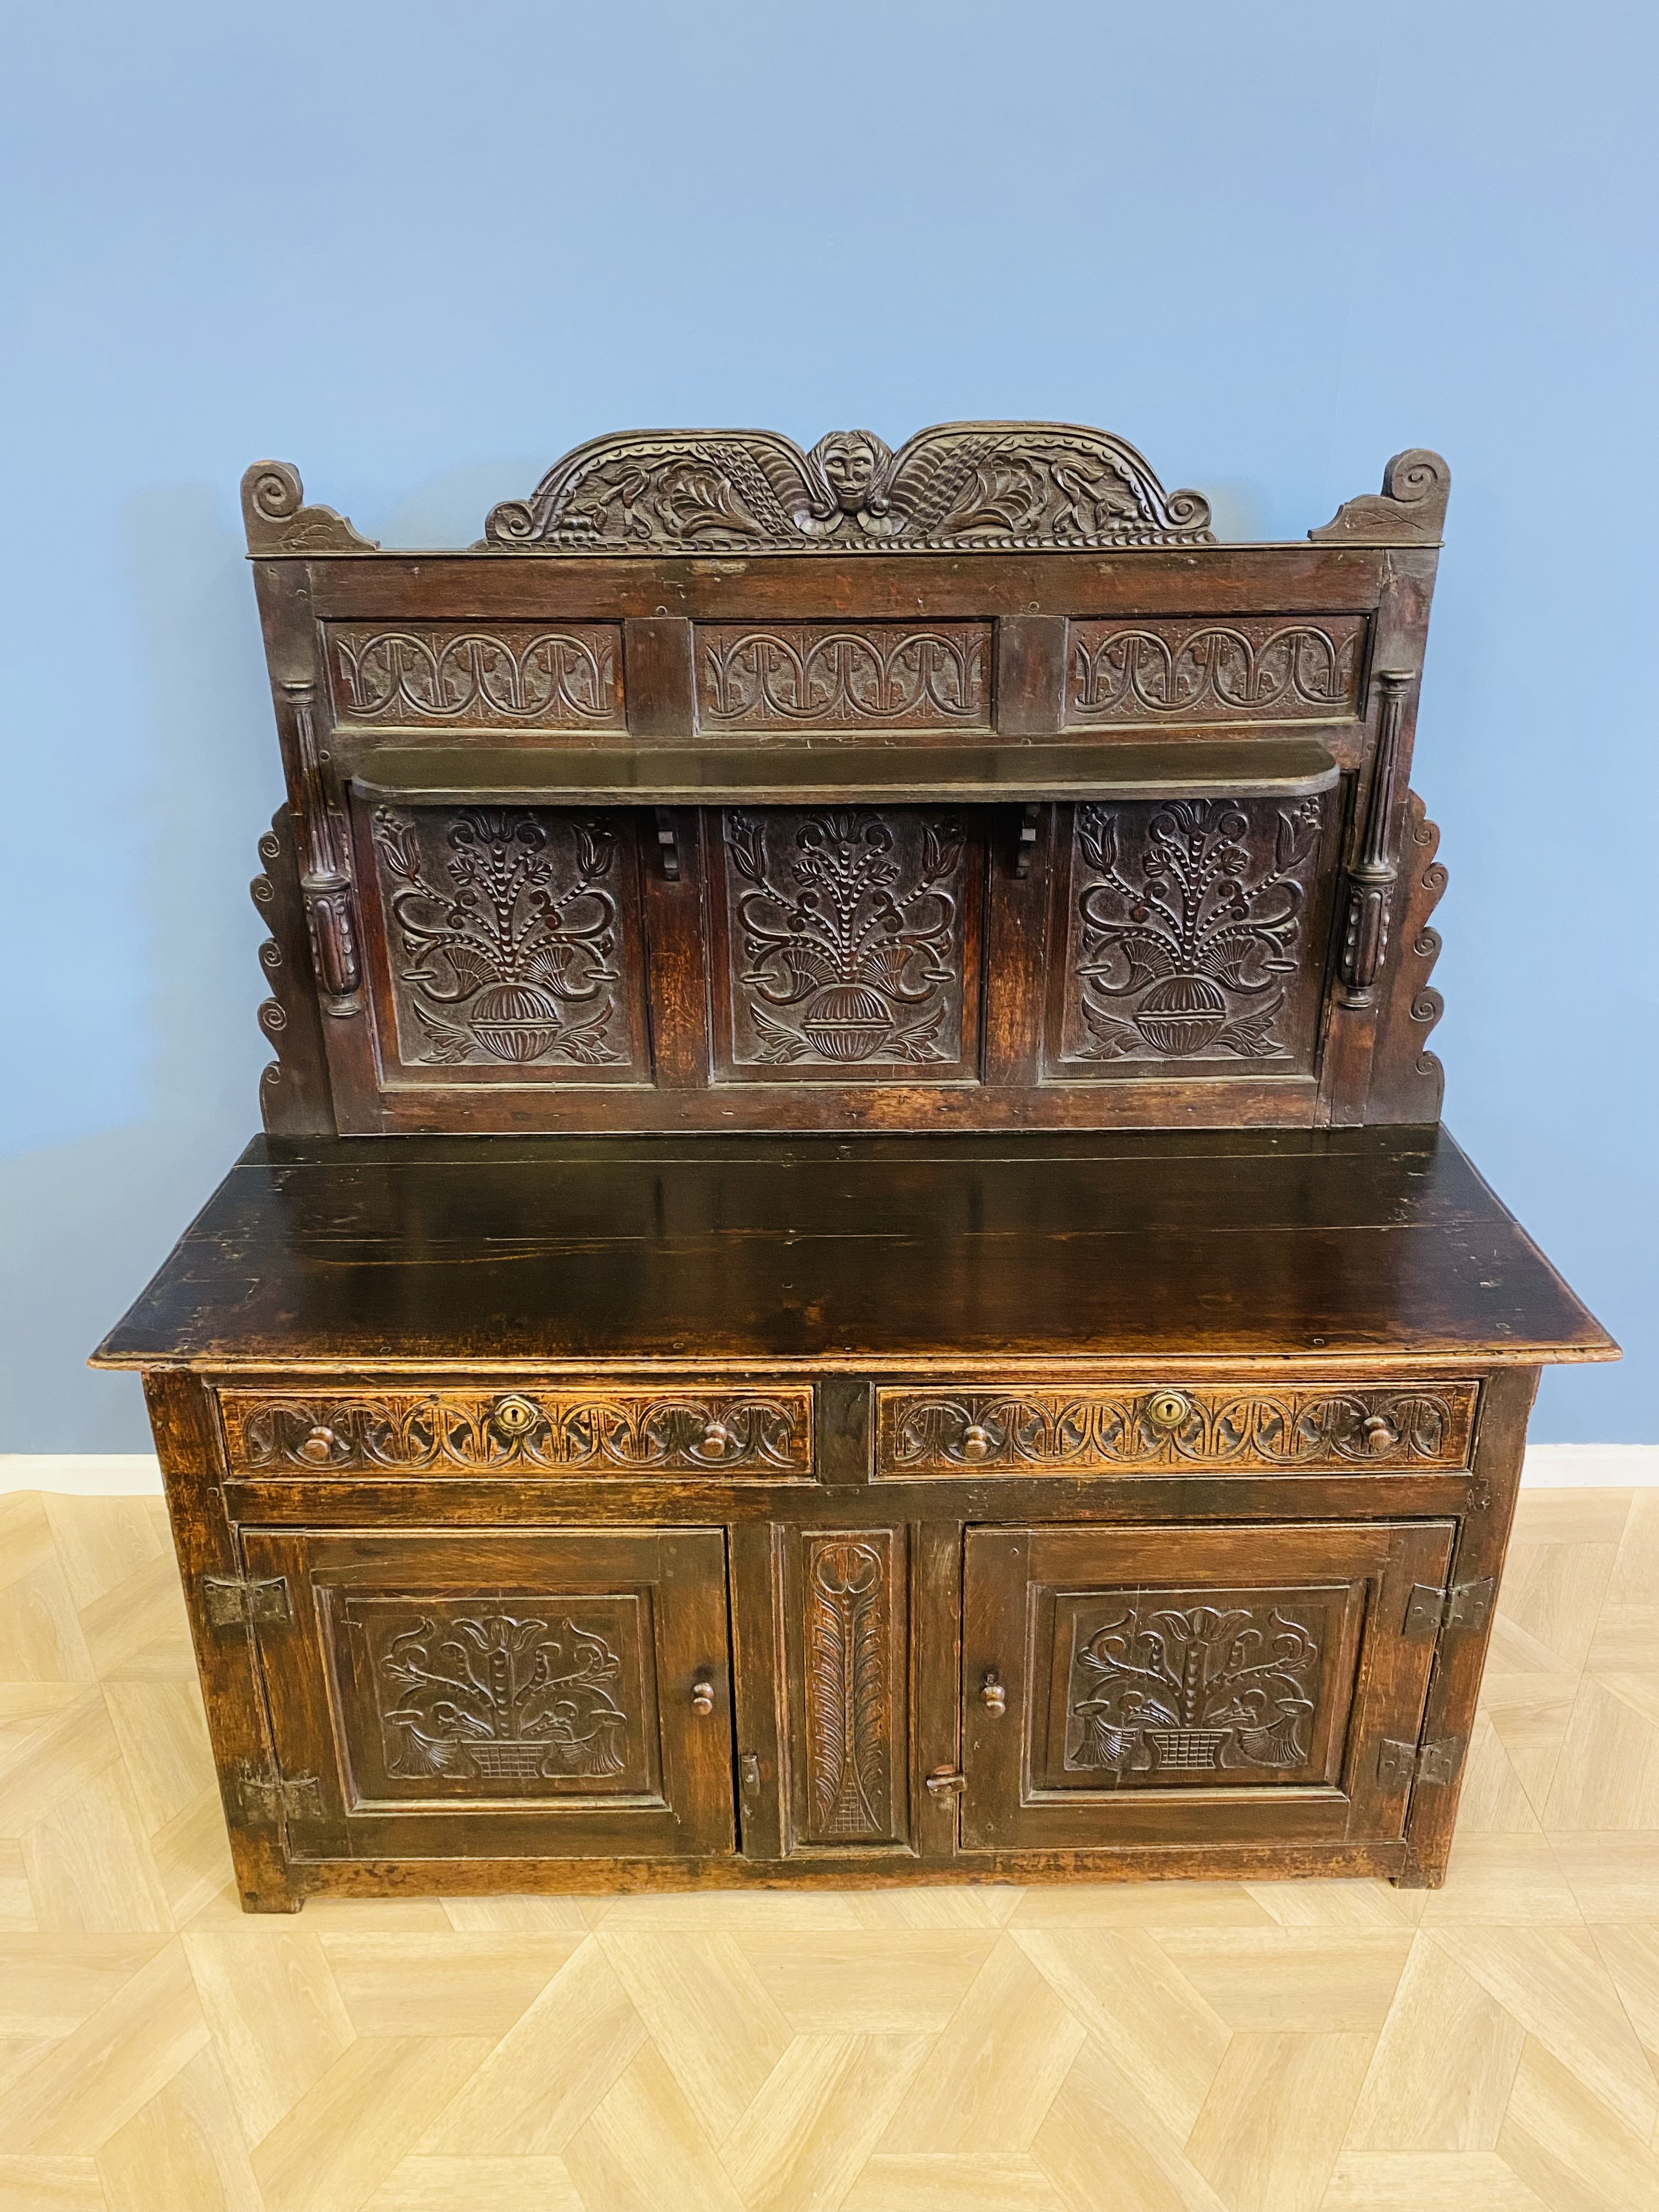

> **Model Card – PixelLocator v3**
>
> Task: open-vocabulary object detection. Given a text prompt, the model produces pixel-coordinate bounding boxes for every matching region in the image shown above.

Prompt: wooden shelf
[349,735,1340,808]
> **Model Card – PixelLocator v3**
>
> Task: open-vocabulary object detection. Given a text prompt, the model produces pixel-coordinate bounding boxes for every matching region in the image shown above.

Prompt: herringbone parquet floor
[2,1488,1658,2211]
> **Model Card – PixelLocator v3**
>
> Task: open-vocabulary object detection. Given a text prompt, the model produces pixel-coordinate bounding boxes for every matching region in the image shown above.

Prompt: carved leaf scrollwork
[805,1537,891,1841]
[227,1388,813,1475]
[486,422,1212,552]
[881,1385,1479,1474]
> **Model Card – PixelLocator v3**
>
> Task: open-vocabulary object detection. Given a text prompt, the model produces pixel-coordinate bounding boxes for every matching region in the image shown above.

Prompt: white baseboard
[3,1445,1657,1496]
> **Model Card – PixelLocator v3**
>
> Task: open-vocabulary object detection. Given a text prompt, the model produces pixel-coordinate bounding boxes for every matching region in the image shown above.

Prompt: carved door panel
[961,1521,1453,1852]
[353,802,652,1091]
[777,1526,911,1854]
[1042,794,1341,1080]
[242,1528,733,1862]
[706,808,984,1083]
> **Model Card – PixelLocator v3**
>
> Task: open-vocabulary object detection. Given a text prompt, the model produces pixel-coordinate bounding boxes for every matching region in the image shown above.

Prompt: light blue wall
[3,0,1654,1446]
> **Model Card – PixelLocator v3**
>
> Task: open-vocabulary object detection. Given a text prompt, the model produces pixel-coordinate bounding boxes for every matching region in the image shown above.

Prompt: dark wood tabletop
[92,1126,1616,1373]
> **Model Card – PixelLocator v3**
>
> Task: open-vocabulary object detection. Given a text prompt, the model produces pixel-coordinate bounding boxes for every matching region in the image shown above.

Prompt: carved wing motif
[485,422,1212,551]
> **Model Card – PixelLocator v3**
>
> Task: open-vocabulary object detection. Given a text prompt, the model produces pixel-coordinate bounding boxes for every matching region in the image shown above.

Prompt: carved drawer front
[240,1527,734,1863]
[219,1383,815,1480]
[878,1380,1480,1477]
[777,1525,910,1855]
[960,1520,1454,1854]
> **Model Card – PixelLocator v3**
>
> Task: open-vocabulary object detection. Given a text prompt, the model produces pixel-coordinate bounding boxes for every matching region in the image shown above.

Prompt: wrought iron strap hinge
[202,1573,292,1630]
[1400,1576,1496,1642]
[1445,1575,1496,1633]
[233,1764,325,1827]
[1378,1734,1464,1791]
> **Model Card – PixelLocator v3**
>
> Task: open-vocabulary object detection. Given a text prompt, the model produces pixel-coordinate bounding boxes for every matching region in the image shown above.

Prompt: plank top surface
[92,1126,1616,1372]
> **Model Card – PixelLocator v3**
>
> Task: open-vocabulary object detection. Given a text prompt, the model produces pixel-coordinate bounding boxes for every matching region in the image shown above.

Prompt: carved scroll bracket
[241,461,377,556]
[280,679,362,1009]
[1310,450,1450,545]
[1338,670,1413,1008]
[250,807,335,1135]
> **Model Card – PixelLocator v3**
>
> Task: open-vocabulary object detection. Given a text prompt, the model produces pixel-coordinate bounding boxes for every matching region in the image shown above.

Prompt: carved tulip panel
[326,622,624,730]
[1065,616,1367,725]
[713,808,979,1080]
[1047,794,1335,1077]
[697,624,990,730]
[362,804,648,1082]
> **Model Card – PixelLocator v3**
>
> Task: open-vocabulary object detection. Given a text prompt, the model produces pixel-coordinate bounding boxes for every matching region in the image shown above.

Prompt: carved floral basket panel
[1047,794,1336,1077]
[1035,1583,1357,1792]
[712,807,980,1081]
[360,804,648,1082]
[333,1591,659,1804]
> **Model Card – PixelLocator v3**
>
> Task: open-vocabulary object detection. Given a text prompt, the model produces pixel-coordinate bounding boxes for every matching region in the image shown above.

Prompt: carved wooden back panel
[244,427,1450,1136]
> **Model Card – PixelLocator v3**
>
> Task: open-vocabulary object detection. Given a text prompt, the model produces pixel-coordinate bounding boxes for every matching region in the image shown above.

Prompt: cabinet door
[961,1521,1454,1852]
[243,1527,734,1863]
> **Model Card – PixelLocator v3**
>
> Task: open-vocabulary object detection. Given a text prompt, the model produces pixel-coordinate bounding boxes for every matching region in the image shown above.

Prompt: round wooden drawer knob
[980,1672,1007,1716]
[691,1678,715,1714]
[298,1426,337,1463]
[961,1425,993,1462]
[700,1421,732,1456]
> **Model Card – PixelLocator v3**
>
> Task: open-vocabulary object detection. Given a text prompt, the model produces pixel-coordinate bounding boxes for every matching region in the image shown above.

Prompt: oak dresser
[94,424,1615,1909]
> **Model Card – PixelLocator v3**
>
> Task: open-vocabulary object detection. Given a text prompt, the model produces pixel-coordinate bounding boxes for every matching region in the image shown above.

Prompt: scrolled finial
[1309,449,1450,544]
[240,460,378,555]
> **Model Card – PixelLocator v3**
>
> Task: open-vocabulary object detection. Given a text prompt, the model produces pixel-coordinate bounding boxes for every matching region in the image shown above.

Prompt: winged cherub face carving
[809,430,893,518]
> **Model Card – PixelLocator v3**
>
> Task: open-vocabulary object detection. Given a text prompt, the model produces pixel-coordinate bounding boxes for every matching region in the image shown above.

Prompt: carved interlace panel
[803,1533,896,1843]
[351,1596,645,1792]
[722,809,970,1071]
[878,1383,1479,1474]
[370,806,635,1072]
[1055,797,1326,1070]
[327,623,623,729]
[1063,1594,1327,1780]
[1066,617,1366,724]
[485,422,1213,551]
[222,1387,814,1476]
[697,624,990,729]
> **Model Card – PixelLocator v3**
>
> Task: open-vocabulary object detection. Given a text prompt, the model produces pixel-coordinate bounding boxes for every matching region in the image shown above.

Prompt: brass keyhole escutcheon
[961,1424,993,1463]
[1146,1390,1192,1431]
[492,1394,539,1437]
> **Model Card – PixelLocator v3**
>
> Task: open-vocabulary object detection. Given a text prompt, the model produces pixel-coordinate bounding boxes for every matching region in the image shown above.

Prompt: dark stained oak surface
[93,1126,1615,1371]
